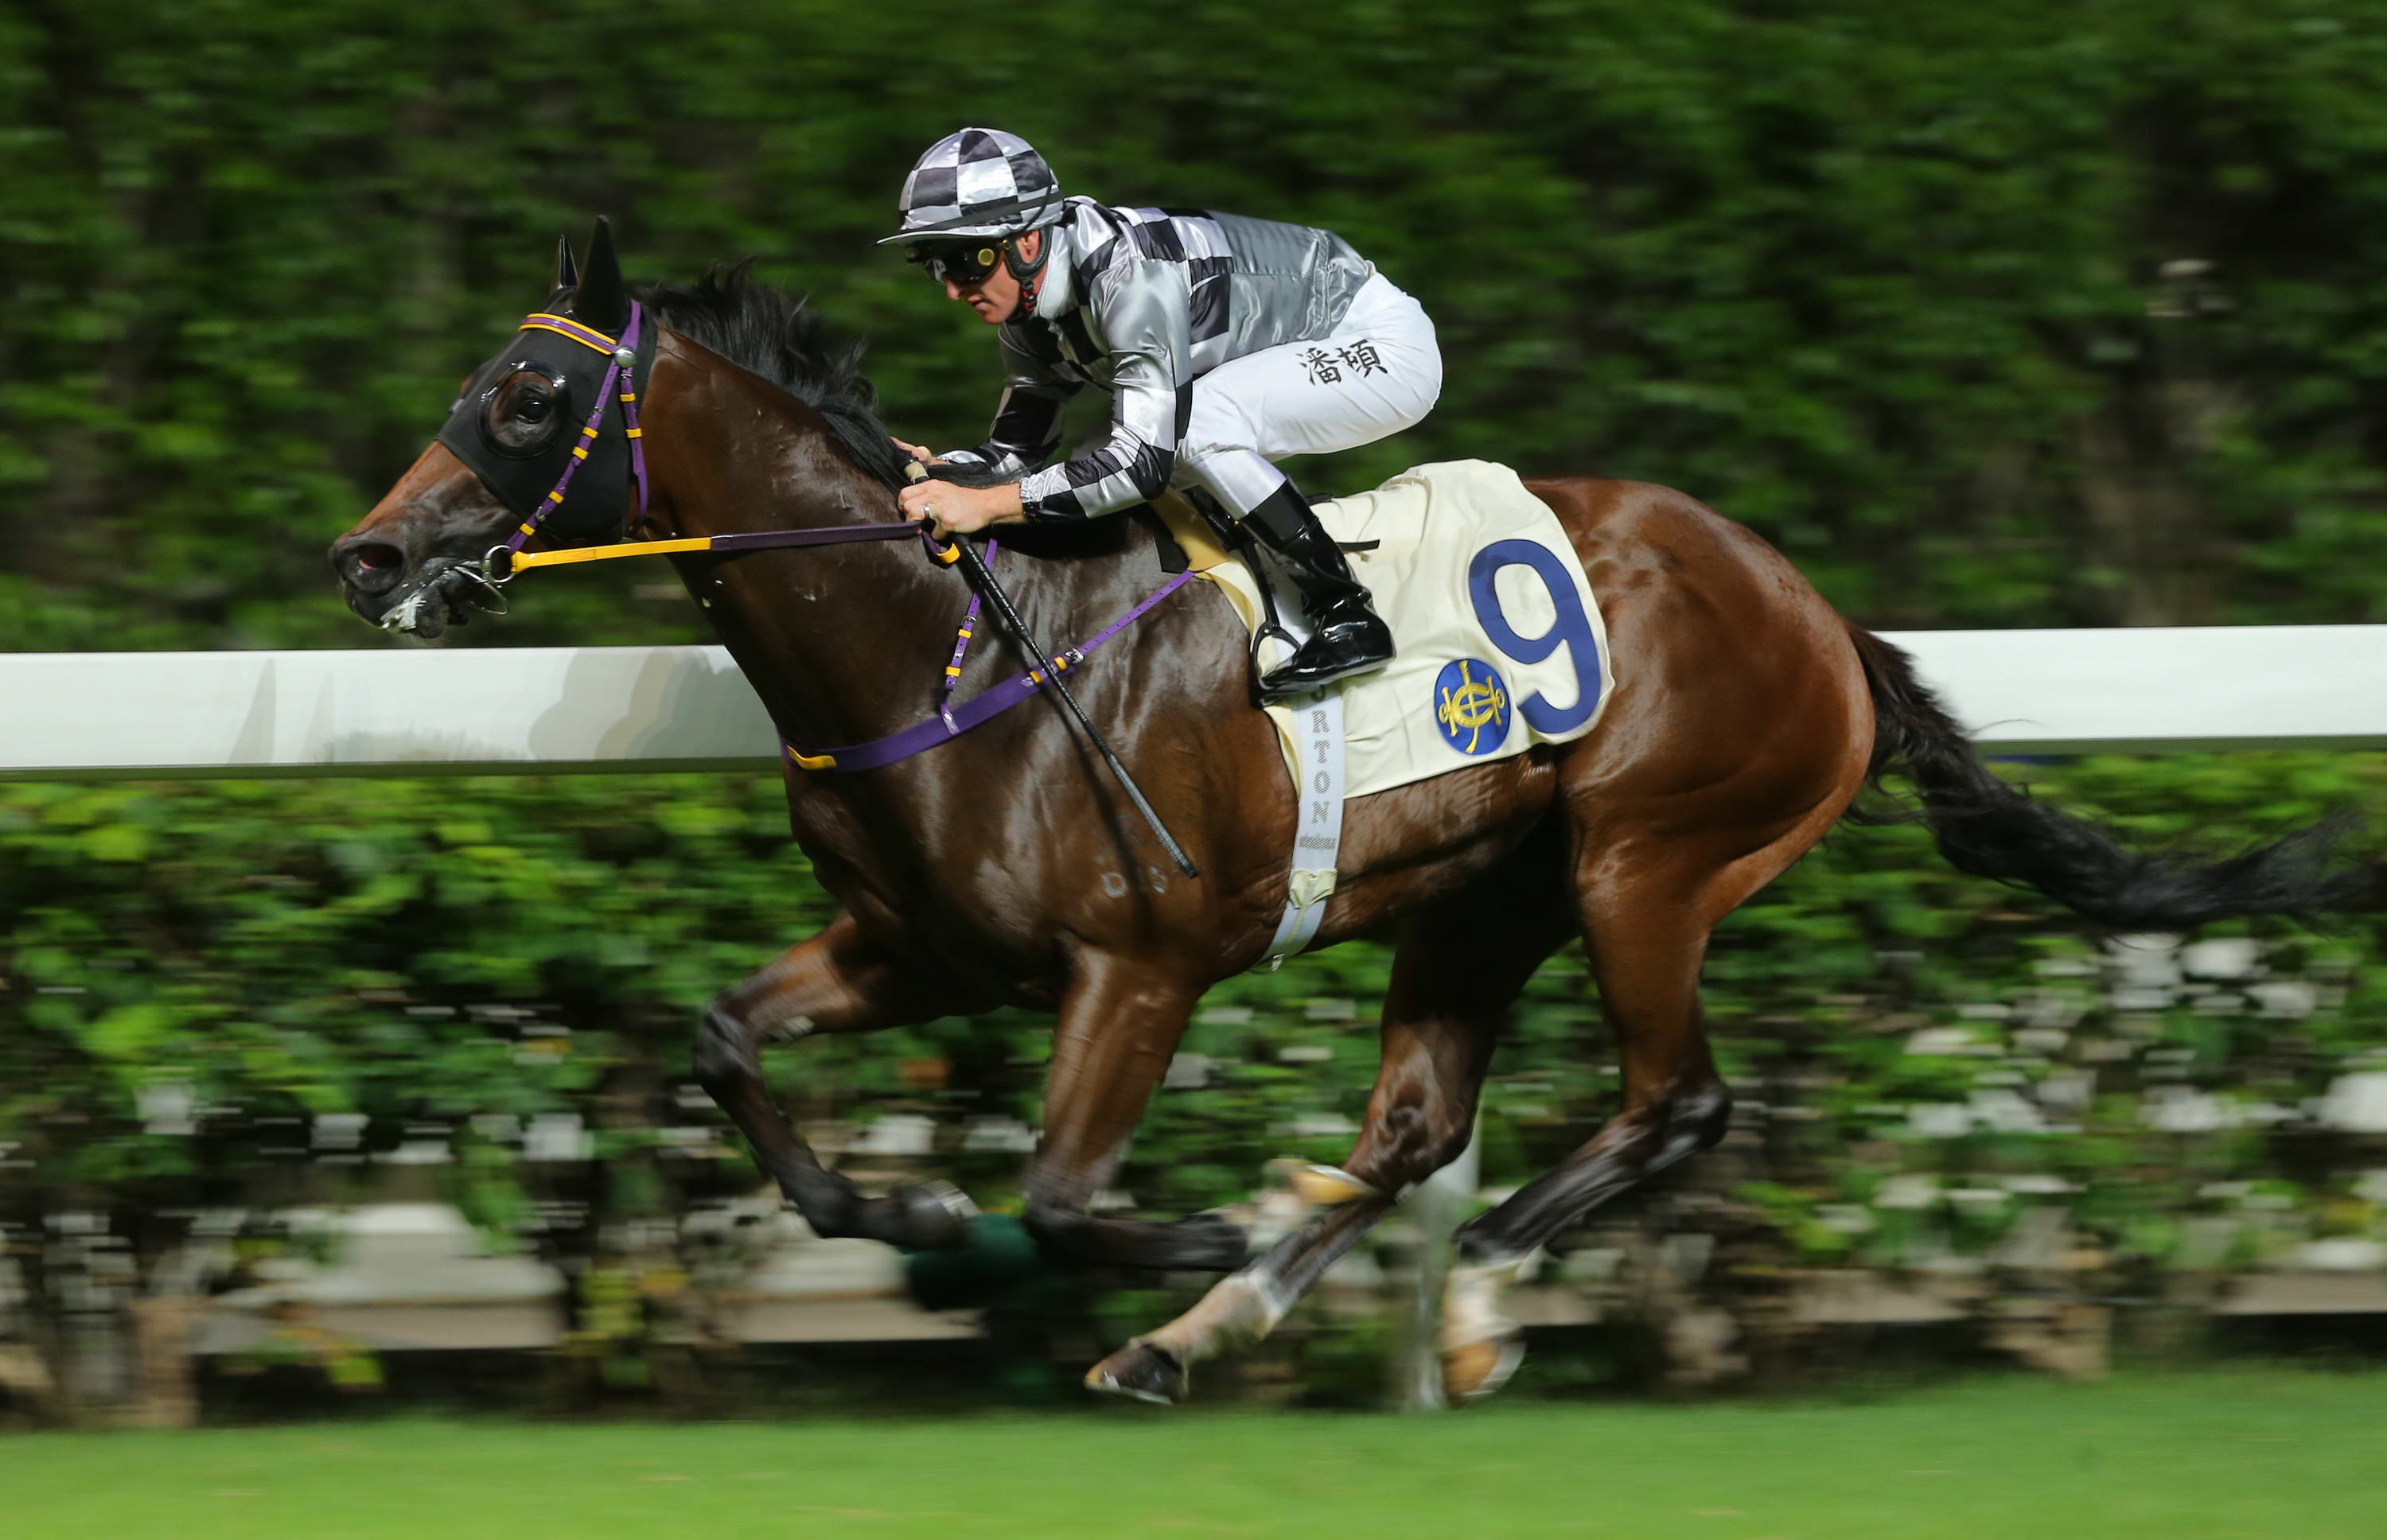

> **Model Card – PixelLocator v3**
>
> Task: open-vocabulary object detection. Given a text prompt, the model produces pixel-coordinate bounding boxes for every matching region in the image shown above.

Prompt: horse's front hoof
[1441,1334,1524,1406]
[1084,1340,1187,1406]
[888,1180,976,1250]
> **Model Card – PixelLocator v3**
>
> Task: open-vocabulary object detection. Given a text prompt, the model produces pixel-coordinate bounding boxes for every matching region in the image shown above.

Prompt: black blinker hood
[434,220,658,548]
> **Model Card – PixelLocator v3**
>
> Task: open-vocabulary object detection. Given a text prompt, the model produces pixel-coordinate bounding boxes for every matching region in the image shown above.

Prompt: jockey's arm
[937,327,1079,476]
[1013,265,1192,522]
[899,330,1081,534]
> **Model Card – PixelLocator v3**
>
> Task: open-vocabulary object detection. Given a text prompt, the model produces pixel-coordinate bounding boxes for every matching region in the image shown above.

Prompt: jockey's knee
[1414,348,1445,410]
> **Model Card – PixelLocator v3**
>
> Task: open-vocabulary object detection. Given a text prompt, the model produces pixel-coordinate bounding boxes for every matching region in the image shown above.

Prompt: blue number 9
[1466,539,1602,733]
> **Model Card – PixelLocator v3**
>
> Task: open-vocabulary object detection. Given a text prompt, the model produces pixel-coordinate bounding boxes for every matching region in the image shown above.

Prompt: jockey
[884,126,1442,701]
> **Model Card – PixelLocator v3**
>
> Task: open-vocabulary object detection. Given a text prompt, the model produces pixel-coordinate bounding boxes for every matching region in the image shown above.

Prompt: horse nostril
[337,539,407,595]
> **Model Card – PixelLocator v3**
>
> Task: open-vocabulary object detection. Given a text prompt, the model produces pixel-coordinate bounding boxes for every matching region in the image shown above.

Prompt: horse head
[330,219,650,638]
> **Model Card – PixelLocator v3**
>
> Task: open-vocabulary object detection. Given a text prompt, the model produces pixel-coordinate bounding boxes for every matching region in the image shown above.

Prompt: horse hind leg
[1086,842,1571,1404]
[1439,900,1725,1401]
[1443,823,1832,1402]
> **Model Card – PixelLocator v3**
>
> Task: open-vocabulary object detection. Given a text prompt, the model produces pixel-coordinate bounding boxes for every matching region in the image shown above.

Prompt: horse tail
[1842,622,2374,928]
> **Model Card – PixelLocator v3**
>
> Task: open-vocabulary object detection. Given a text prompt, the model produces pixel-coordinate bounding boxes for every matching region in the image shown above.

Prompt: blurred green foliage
[10,2,2387,651]
[6,755,2385,1278]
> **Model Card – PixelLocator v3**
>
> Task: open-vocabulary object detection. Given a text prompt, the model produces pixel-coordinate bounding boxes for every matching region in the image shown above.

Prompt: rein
[451,303,1195,776]
[494,517,954,578]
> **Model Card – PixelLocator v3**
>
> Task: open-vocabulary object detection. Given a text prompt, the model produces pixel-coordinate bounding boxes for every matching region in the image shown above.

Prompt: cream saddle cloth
[1159,460,1616,800]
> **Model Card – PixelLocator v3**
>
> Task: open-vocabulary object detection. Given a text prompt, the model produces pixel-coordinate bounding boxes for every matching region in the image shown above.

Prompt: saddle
[1155,461,1615,800]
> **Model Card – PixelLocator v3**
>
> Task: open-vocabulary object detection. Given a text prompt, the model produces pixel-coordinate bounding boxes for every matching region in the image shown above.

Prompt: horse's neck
[644,351,954,752]
[643,338,1170,764]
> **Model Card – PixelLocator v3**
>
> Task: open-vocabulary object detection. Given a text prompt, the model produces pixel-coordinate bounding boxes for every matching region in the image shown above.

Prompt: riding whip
[908,464,1200,880]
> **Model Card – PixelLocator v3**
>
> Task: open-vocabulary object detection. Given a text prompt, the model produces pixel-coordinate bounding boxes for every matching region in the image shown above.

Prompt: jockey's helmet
[879,128,1065,286]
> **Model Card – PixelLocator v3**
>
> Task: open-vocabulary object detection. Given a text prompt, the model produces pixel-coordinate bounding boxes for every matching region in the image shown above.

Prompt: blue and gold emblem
[1433,658,1512,756]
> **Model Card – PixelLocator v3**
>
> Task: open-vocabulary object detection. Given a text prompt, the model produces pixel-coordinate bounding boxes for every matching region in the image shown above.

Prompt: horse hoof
[890,1181,976,1250]
[1084,1340,1187,1406]
[1441,1335,1524,1406]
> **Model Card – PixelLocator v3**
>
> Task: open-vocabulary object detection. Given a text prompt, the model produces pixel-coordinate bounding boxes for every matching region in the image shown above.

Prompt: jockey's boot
[1241,480,1395,701]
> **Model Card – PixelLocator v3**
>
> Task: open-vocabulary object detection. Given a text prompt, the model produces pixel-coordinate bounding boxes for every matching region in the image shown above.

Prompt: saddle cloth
[1159,460,1616,799]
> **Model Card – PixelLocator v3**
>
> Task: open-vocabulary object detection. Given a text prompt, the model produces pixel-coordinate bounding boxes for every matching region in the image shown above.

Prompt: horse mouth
[368,555,508,639]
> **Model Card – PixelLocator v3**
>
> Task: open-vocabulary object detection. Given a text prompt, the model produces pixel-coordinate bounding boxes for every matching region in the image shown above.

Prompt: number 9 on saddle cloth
[1166,459,1615,966]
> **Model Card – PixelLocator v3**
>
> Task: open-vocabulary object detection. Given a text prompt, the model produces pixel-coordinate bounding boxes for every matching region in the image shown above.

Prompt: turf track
[8,1370,2382,1538]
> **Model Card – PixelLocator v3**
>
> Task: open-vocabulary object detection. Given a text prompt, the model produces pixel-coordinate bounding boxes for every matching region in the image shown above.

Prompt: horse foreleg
[1086,851,1569,1405]
[1014,951,1248,1273]
[695,913,982,1251]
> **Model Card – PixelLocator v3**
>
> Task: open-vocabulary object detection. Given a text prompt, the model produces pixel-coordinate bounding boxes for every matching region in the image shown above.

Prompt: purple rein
[786,565,1197,772]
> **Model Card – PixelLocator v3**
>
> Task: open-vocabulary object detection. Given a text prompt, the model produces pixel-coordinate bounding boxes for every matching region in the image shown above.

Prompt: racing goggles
[908,238,1007,286]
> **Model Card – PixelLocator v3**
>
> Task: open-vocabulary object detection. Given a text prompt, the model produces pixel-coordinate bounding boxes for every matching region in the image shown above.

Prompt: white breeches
[1174,274,1443,515]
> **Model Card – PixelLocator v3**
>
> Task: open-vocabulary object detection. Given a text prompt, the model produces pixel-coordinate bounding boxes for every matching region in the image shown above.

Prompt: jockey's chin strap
[1002,225,1056,294]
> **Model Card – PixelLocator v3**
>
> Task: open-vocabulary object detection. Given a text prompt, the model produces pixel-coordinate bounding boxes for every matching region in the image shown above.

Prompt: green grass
[7,1371,2384,1538]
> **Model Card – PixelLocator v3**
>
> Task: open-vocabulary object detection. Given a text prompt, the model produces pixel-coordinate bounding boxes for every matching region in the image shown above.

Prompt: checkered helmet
[878,127,1065,245]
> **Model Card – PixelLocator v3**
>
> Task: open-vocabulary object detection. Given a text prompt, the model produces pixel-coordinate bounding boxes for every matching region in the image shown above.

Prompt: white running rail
[8,625,2387,782]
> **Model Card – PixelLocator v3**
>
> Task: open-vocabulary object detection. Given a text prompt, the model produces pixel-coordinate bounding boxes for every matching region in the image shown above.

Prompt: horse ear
[552,233,579,294]
[573,216,628,333]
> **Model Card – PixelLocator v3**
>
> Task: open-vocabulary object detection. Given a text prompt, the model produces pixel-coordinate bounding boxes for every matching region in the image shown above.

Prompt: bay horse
[331,227,2367,1404]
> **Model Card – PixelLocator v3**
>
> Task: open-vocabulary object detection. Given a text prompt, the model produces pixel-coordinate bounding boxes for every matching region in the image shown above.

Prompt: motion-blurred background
[6,1,2387,1429]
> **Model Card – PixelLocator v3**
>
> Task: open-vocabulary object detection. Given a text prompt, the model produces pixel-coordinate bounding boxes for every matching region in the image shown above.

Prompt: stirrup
[1250,617,1303,686]
[1240,509,1307,692]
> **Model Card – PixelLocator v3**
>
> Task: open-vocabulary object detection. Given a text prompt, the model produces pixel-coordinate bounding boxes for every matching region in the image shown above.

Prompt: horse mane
[633,262,1145,566]
[637,262,909,492]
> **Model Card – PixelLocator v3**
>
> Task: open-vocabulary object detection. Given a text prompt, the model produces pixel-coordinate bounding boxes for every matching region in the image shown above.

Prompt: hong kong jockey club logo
[1433,658,1511,756]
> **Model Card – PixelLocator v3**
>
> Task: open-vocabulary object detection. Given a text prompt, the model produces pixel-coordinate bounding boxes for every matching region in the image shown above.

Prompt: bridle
[495,302,652,560]
[390,298,955,632]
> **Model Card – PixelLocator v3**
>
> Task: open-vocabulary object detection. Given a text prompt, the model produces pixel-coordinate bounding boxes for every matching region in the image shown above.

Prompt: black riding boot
[1240,480,1396,701]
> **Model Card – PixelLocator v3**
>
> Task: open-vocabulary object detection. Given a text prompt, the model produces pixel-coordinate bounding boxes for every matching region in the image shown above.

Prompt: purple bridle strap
[504,302,646,554]
[784,566,1199,773]
[936,540,996,710]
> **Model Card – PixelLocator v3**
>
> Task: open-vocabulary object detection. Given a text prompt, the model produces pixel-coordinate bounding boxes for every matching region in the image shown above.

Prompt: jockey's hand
[901,479,1027,538]
[889,436,937,464]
